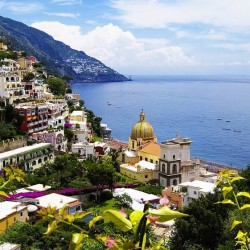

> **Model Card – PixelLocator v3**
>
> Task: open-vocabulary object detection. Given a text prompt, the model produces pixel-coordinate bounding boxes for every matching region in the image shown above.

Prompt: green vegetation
[45,77,67,96]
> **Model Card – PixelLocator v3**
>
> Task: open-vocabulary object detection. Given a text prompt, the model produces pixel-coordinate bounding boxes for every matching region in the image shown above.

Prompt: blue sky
[1,0,250,75]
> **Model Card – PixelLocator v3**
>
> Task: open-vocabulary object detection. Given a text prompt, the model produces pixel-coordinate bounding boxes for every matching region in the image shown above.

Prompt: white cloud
[174,29,228,40]
[2,2,43,13]
[44,12,79,18]
[51,0,82,6]
[110,0,250,31]
[31,21,195,74]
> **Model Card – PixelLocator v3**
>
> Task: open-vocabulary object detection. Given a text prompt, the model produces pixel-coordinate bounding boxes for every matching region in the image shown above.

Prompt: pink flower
[159,196,169,207]
[119,208,128,218]
[146,215,159,225]
[106,236,116,248]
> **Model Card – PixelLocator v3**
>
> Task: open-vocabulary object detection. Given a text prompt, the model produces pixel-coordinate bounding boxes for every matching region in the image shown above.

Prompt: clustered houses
[0,44,92,234]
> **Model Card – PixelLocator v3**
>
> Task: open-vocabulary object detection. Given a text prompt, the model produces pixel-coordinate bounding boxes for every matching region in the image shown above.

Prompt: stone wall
[0,137,27,153]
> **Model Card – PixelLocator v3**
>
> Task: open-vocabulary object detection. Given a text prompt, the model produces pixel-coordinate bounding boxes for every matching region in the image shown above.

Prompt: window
[173,179,177,185]
[140,156,142,160]
[145,175,148,178]
[132,141,135,149]
[32,161,36,166]
[38,158,42,164]
[20,211,23,217]
[150,159,153,163]
[194,191,197,195]
[173,164,177,174]
[163,154,166,159]
[76,206,81,211]
[145,157,148,161]
[162,163,165,173]
[173,155,175,159]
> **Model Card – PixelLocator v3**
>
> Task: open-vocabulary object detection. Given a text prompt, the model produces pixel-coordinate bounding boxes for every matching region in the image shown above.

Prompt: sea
[72,75,250,169]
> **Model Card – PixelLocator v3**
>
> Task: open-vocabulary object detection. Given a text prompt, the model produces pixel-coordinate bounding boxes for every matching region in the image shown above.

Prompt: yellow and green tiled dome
[130,111,154,139]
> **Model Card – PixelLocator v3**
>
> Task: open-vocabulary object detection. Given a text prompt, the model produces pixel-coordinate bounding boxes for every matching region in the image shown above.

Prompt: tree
[45,77,67,96]
[23,72,35,82]
[0,122,17,140]
[86,162,115,189]
[108,147,123,172]
[169,190,232,250]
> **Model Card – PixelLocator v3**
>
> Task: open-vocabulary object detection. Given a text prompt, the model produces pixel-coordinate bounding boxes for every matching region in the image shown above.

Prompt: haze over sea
[72,75,250,169]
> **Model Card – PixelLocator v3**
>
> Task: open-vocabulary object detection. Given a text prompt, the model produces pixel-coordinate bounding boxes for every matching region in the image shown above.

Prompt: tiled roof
[139,142,160,156]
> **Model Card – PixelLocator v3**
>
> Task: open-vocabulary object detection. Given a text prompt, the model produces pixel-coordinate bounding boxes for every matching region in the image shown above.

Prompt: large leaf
[230,220,242,231]
[103,210,132,232]
[217,199,235,205]
[149,206,188,222]
[89,215,103,229]
[0,191,9,197]
[237,192,250,199]
[44,220,58,236]
[65,214,75,223]
[69,233,86,250]
[240,204,250,210]
[231,176,245,183]
[129,210,144,234]
[222,186,233,199]
[74,211,91,220]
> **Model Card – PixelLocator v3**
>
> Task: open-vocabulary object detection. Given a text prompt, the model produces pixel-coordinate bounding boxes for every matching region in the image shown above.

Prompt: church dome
[130,111,154,139]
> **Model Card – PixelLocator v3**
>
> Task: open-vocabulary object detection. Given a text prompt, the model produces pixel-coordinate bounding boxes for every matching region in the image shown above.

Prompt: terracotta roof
[106,140,128,149]
[68,200,81,207]
[139,142,160,156]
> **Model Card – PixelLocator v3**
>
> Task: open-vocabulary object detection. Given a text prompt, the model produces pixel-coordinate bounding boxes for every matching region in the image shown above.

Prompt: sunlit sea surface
[72,75,250,169]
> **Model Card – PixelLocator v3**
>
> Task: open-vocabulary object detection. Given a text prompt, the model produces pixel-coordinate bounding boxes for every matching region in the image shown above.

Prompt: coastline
[199,159,242,173]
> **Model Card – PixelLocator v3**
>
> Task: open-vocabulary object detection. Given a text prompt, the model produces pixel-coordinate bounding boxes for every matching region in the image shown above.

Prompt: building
[15,103,49,134]
[0,142,54,172]
[69,110,87,124]
[0,201,28,234]
[35,193,82,215]
[113,188,160,211]
[71,142,95,158]
[120,160,158,182]
[0,72,29,105]
[163,180,215,208]
[101,123,112,140]
[158,135,200,187]
[128,110,157,151]
[31,129,67,151]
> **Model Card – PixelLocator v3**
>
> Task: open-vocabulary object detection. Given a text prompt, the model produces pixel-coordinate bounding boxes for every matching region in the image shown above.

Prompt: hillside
[0,16,129,82]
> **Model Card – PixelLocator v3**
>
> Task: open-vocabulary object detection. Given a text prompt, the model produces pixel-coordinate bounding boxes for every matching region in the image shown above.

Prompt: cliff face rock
[0,16,129,82]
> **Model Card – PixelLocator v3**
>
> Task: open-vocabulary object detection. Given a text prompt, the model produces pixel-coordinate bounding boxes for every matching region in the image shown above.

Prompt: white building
[158,135,200,187]
[178,180,215,206]
[35,193,82,215]
[0,73,29,104]
[71,142,95,158]
[0,143,54,172]
[113,188,160,211]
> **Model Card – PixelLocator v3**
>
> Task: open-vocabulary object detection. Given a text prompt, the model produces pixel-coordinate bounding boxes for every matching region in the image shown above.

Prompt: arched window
[38,158,42,164]
[44,156,48,161]
[162,163,166,173]
[173,164,177,174]
[163,154,166,159]
[173,179,177,185]
[32,160,36,166]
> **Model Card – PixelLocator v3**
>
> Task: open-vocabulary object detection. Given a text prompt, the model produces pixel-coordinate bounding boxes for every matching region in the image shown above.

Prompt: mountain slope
[0,16,129,82]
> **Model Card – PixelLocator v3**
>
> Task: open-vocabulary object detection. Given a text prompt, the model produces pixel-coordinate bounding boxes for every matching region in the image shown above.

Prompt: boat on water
[226,120,230,122]
[234,130,241,133]
[217,118,222,120]
[117,106,119,108]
